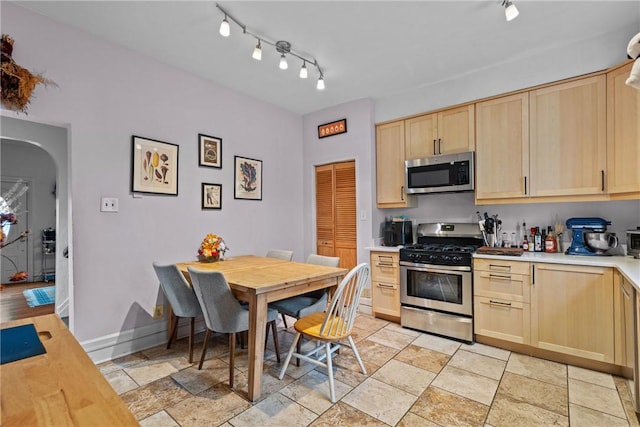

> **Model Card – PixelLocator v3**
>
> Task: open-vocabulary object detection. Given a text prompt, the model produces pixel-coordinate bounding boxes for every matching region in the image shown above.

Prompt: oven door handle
[399,261,471,274]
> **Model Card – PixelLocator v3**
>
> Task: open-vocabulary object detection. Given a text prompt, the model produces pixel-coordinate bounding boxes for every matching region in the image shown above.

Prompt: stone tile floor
[99,313,640,426]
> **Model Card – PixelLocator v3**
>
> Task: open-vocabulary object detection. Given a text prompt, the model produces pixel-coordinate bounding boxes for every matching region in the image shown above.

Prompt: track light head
[299,62,308,79]
[252,40,262,60]
[317,76,325,90]
[279,54,288,70]
[503,0,519,21]
[219,15,230,37]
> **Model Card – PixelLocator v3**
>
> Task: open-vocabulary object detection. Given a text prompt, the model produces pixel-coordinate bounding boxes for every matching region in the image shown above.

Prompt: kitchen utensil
[584,232,619,254]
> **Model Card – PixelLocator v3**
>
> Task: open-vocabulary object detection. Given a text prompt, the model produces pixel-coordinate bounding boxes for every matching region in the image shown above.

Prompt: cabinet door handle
[524,176,527,195]
[433,139,437,156]
[401,186,405,201]
[489,264,511,272]
[489,274,511,280]
[438,138,442,155]
[377,263,394,268]
[532,265,535,285]
[377,283,396,289]
[489,300,512,307]
[601,170,605,192]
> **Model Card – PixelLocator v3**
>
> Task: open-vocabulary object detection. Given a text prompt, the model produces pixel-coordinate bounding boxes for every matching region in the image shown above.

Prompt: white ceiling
[12,1,640,115]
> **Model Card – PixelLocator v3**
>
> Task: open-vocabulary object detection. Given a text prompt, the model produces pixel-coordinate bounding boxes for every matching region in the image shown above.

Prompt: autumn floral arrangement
[197,233,228,262]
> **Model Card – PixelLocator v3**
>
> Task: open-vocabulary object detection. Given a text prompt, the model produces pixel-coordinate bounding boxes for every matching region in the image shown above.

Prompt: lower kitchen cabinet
[614,272,635,369]
[370,251,400,321]
[473,259,531,344]
[531,263,614,363]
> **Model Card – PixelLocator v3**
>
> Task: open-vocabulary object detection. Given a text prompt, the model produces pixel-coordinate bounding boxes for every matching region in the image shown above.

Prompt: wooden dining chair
[187,267,281,388]
[152,262,202,363]
[270,254,340,364]
[278,262,370,403]
[265,249,294,261]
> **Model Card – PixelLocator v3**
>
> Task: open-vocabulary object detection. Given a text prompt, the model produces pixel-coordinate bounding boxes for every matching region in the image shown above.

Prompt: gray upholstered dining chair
[269,254,340,364]
[187,267,281,388]
[279,262,370,403]
[265,249,294,261]
[152,262,202,363]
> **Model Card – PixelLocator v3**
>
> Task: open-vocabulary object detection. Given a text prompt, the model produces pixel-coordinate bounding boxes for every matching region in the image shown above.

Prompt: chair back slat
[266,249,294,261]
[320,263,370,338]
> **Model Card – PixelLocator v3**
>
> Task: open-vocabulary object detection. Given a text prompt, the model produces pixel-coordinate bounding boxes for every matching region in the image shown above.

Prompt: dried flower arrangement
[1,34,55,113]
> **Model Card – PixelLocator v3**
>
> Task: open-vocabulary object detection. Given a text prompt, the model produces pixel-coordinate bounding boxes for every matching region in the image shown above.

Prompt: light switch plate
[101,197,119,212]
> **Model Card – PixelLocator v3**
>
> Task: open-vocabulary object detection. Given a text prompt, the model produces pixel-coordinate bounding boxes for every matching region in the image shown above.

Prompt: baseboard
[81,317,207,364]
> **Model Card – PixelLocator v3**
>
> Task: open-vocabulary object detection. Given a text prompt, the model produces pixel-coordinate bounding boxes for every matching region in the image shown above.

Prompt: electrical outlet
[100,197,119,212]
[152,305,164,319]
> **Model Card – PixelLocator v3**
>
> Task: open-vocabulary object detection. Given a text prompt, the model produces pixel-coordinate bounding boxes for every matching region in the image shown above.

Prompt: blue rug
[23,286,55,307]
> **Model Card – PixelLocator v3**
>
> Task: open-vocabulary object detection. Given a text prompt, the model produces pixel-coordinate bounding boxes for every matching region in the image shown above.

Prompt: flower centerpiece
[197,233,228,262]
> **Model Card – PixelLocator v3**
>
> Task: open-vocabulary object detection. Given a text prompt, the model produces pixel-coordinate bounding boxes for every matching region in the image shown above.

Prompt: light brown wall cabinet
[531,263,614,363]
[473,259,531,344]
[529,76,607,197]
[405,105,475,159]
[475,93,529,200]
[607,61,640,197]
[315,161,356,270]
[370,251,400,321]
[375,121,415,208]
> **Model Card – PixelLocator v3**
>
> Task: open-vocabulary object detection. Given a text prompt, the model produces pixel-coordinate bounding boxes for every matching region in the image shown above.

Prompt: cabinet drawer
[474,259,530,275]
[370,253,399,282]
[474,271,530,303]
[372,281,400,317]
[474,296,530,345]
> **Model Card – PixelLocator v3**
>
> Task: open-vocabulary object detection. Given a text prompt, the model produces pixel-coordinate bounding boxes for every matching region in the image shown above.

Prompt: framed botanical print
[234,156,262,200]
[198,133,222,168]
[131,135,179,195]
[201,183,222,210]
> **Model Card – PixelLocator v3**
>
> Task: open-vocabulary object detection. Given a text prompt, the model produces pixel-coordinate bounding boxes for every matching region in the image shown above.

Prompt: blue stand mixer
[565,217,615,256]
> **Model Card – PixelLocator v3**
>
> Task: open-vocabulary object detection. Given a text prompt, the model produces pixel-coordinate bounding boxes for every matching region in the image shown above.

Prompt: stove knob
[429,255,438,262]
[441,255,451,262]
[452,256,463,263]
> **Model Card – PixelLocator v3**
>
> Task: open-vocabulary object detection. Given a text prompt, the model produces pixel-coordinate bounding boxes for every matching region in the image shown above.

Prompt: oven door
[400,262,472,316]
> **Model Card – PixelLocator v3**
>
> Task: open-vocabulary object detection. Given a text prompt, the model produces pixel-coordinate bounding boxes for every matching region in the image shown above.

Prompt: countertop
[366,246,402,253]
[473,252,640,289]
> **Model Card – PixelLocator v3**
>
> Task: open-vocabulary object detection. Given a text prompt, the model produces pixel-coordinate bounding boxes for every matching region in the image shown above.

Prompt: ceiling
[12,1,640,115]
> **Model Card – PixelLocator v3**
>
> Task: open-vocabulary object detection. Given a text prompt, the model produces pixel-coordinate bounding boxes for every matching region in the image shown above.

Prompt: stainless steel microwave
[405,151,474,194]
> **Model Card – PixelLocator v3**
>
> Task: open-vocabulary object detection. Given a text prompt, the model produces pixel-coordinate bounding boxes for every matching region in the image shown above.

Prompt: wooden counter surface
[0,314,139,426]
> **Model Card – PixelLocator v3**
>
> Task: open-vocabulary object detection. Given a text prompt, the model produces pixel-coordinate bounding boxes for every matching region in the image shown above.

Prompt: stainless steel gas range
[399,222,483,343]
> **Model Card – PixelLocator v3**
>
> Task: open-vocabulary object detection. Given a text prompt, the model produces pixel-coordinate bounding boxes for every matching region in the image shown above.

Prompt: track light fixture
[252,40,262,61]
[215,3,325,90]
[219,14,230,37]
[502,0,519,21]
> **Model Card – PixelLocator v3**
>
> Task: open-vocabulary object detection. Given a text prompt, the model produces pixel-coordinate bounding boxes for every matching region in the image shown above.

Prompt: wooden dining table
[0,314,139,426]
[176,255,347,401]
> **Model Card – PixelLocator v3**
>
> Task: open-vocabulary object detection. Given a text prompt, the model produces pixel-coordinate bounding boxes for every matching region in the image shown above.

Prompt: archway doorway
[1,114,73,330]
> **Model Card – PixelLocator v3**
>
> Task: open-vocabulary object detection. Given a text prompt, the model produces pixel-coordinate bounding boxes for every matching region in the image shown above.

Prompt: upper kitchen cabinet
[405,105,475,159]
[475,93,529,201]
[529,76,607,197]
[376,121,415,208]
[607,61,640,197]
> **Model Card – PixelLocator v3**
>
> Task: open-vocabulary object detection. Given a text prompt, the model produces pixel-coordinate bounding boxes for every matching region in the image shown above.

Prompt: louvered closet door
[315,164,335,257]
[315,161,357,270]
[334,161,357,270]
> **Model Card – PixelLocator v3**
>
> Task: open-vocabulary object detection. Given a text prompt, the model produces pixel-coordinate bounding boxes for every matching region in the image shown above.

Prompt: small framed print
[201,183,222,210]
[131,135,179,195]
[234,156,262,200]
[198,133,222,168]
[318,118,347,139]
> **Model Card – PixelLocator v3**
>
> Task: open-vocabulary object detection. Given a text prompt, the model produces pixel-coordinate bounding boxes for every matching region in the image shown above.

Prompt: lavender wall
[1,3,304,342]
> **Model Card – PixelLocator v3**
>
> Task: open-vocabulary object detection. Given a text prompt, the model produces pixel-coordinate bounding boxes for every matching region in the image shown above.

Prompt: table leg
[247,292,267,401]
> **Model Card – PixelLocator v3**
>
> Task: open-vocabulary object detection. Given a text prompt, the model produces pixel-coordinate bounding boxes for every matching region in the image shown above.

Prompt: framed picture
[201,183,222,210]
[131,135,179,195]
[318,118,347,139]
[198,133,222,168]
[234,156,262,200]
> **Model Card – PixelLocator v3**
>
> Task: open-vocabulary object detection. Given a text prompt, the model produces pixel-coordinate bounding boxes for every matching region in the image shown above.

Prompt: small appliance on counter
[627,227,640,259]
[566,217,619,256]
[383,219,413,247]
